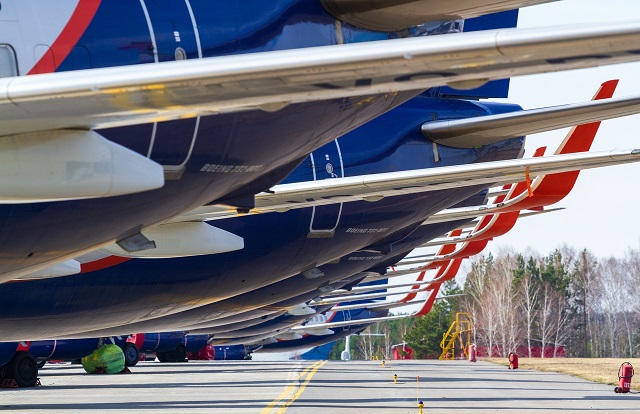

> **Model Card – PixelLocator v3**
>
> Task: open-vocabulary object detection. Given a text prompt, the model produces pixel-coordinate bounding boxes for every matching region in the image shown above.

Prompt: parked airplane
[2,1,640,282]
[0,82,636,383]
[0,94,526,340]
[2,77,638,343]
[159,80,622,338]
[205,201,558,351]
[203,100,628,352]
[73,187,488,339]
[153,196,486,337]
[251,216,506,355]
[257,307,393,353]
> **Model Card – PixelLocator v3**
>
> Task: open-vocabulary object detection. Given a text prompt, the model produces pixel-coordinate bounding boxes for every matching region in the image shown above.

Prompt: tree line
[328,246,640,359]
[462,246,640,358]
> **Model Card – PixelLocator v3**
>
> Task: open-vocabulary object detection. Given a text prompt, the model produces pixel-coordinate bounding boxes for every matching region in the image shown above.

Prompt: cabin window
[0,44,17,77]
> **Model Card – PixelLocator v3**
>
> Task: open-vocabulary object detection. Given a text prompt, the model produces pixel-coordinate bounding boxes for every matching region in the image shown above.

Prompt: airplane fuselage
[0,95,524,341]
[0,0,451,280]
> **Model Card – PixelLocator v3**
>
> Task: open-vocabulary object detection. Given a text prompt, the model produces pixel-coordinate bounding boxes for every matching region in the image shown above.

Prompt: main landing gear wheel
[157,345,187,363]
[123,343,140,367]
[172,344,187,362]
[5,351,38,387]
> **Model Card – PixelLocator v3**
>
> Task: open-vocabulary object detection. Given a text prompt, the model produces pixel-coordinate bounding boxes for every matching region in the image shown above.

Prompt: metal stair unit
[439,312,472,360]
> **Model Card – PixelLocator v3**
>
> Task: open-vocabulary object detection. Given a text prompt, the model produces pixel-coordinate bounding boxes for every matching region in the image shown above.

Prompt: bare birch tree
[537,282,557,357]
[491,253,521,356]
[552,292,571,357]
[464,255,500,356]
[519,268,540,357]
[570,249,597,357]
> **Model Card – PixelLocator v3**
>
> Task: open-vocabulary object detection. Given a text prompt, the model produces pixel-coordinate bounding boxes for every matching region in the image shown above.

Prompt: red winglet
[435,258,463,283]
[496,80,618,212]
[399,269,429,303]
[414,282,443,317]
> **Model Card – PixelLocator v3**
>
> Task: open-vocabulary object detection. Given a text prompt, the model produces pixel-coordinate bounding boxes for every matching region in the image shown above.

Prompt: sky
[482,0,640,259]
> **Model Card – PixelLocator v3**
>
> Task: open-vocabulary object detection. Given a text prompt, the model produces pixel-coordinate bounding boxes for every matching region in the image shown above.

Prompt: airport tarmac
[0,359,638,413]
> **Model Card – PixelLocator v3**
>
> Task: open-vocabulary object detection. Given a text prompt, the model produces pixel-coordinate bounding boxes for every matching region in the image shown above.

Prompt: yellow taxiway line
[261,360,327,414]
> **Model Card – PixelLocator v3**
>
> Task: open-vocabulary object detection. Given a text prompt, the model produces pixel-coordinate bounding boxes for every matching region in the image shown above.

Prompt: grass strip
[485,357,640,391]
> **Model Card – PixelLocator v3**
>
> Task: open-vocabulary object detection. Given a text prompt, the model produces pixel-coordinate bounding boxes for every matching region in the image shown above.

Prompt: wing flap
[4,21,640,135]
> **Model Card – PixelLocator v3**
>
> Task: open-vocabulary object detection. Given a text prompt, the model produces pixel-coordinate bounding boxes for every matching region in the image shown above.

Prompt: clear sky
[484,0,640,259]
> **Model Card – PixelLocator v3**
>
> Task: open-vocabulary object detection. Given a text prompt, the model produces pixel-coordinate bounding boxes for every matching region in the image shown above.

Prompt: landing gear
[122,343,140,367]
[2,351,38,387]
[156,344,187,363]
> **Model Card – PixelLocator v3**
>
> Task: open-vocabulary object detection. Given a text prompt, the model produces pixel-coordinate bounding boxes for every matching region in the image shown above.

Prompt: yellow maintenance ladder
[439,312,472,360]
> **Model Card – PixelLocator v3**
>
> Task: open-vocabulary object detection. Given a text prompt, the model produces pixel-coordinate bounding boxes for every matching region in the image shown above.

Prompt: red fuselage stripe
[81,255,131,273]
[28,0,102,75]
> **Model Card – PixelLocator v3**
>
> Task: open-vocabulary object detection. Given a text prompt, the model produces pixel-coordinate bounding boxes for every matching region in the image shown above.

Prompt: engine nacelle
[29,338,101,361]
[16,260,81,280]
[0,343,20,366]
[101,222,244,258]
[285,303,316,316]
[140,332,186,353]
[185,334,210,353]
[0,130,163,203]
[302,328,335,336]
[275,332,303,341]
[213,345,248,360]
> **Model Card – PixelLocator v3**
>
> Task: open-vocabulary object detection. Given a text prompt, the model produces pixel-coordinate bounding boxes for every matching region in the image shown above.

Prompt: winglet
[415,283,443,317]
[555,79,618,154]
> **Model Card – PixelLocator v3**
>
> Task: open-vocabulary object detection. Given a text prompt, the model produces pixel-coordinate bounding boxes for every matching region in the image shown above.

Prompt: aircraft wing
[291,314,406,331]
[312,289,424,306]
[426,206,563,230]
[172,81,640,222]
[293,283,443,331]
[330,294,464,312]
[173,148,640,222]
[423,84,640,148]
[4,21,640,136]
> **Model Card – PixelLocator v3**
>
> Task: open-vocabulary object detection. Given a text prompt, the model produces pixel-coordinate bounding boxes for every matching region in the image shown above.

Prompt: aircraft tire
[123,343,140,367]
[156,351,169,363]
[36,359,46,369]
[5,351,38,387]
[172,344,187,362]
[157,345,187,363]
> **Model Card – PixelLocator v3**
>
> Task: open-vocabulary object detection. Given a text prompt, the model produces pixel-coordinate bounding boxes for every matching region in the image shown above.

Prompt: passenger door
[308,140,344,238]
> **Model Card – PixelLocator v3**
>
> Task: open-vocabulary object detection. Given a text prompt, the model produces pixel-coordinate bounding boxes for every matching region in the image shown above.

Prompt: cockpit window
[0,44,17,78]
